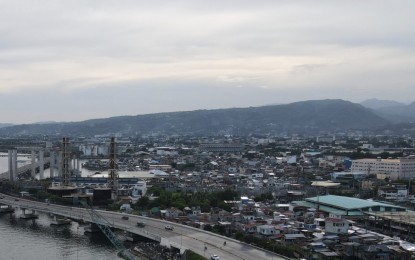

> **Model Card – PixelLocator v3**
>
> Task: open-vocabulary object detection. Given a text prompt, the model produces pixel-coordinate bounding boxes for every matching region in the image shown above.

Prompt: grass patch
[185,250,206,260]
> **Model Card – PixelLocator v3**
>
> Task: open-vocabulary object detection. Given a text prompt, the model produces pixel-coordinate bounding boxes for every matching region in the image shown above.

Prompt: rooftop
[304,195,405,211]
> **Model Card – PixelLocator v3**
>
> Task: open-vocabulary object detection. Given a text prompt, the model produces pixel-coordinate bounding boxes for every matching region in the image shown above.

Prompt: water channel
[0,153,149,260]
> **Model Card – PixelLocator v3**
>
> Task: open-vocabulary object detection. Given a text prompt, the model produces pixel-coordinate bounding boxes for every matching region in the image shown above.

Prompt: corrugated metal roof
[305,195,405,210]
[292,200,348,215]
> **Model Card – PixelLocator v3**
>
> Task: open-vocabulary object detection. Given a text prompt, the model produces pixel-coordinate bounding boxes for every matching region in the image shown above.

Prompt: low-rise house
[304,223,318,231]
[283,233,307,244]
[242,223,257,233]
[378,184,408,200]
[242,214,255,223]
[256,224,279,236]
[191,206,202,216]
[165,207,183,219]
[325,218,349,234]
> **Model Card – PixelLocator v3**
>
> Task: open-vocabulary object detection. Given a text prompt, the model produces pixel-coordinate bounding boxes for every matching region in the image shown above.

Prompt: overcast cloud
[0,0,414,123]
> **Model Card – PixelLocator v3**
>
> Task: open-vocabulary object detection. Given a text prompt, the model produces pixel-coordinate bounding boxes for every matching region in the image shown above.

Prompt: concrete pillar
[31,150,36,179]
[8,150,13,181]
[50,152,55,178]
[77,158,81,175]
[39,150,44,180]
[58,151,63,178]
[12,150,17,181]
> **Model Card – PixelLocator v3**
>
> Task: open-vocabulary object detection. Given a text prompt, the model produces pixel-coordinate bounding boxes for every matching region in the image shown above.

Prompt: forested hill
[0,99,390,137]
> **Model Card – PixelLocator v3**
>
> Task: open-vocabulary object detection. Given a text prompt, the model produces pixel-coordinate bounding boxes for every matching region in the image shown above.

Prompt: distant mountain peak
[360,98,406,109]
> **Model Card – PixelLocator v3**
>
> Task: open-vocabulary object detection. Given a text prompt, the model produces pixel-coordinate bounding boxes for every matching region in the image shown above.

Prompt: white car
[210,255,220,260]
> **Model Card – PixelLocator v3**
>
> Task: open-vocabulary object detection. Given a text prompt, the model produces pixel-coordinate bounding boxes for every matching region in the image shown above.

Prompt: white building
[378,184,408,200]
[256,225,278,236]
[325,218,349,234]
[79,144,109,156]
[156,147,178,156]
[351,156,415,180]
[131,180,147,197]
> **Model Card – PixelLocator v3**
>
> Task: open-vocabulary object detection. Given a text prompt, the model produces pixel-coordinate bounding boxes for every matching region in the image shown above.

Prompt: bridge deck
[0,194,289,260]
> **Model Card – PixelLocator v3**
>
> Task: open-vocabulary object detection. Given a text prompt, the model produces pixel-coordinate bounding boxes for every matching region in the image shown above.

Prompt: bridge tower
[28,147,46,179]
[61,137,71,187]
[39,150,44,179]
[7,150,17,181]
[107,137,119,200]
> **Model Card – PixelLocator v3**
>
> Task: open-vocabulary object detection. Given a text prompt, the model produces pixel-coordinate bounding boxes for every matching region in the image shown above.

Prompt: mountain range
[360,98,415,123]
[1,99,406,137]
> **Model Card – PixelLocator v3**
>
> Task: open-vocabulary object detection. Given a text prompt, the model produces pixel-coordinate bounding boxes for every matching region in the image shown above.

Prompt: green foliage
[203,224,212,231]
[136,196,149,208]
[238,234,305,258]
[185,250,205,260]
[35,190,52,200]
[212,225,226,235]
[253,192,274,202]
[235,231,244,240]
[106,201,121,211]
[27,188,39,195]
[137,188,239,212]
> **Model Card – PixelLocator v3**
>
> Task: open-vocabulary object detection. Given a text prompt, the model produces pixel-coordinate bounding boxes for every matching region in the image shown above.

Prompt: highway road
[0,193,289,260]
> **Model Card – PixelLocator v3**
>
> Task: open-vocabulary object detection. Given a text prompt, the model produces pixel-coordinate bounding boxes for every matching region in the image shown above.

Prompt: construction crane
[108,137,119,200]
[80,200,137,260]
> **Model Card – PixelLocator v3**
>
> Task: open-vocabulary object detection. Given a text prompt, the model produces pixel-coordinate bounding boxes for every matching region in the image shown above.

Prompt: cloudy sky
[1,1,414,123]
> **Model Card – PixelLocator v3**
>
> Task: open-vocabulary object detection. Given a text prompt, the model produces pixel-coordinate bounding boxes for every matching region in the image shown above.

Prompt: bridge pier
[20,208,39,220]
[2,149,51,181]
[31,150,36,178]
[8,150,18,181]
[58,151,63,178]
[39,150,44,179]
[51,215,71,226]
[50,152,55,178]
[84,223,101,233]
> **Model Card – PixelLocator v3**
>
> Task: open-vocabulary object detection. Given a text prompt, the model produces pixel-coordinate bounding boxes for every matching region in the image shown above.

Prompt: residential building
[325,218,350,234]
[351,156,415,180]
[256,224,278,236]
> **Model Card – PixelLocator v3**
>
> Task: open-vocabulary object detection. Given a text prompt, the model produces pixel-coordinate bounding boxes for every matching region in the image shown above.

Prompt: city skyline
[1,1,414,123]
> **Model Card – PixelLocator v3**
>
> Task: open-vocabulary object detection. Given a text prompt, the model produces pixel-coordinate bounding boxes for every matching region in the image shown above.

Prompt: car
[136,222,145,227]
[165,225,174,231]
[210,255,220,260]
[14,198,19,201]
[121,215,129,220]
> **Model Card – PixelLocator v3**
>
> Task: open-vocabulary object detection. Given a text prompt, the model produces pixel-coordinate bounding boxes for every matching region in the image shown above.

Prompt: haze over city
[1,0,414,123]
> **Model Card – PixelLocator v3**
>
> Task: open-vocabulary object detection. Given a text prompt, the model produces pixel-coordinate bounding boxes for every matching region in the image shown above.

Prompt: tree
[136,196,149,208]
[203,224,213,231]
